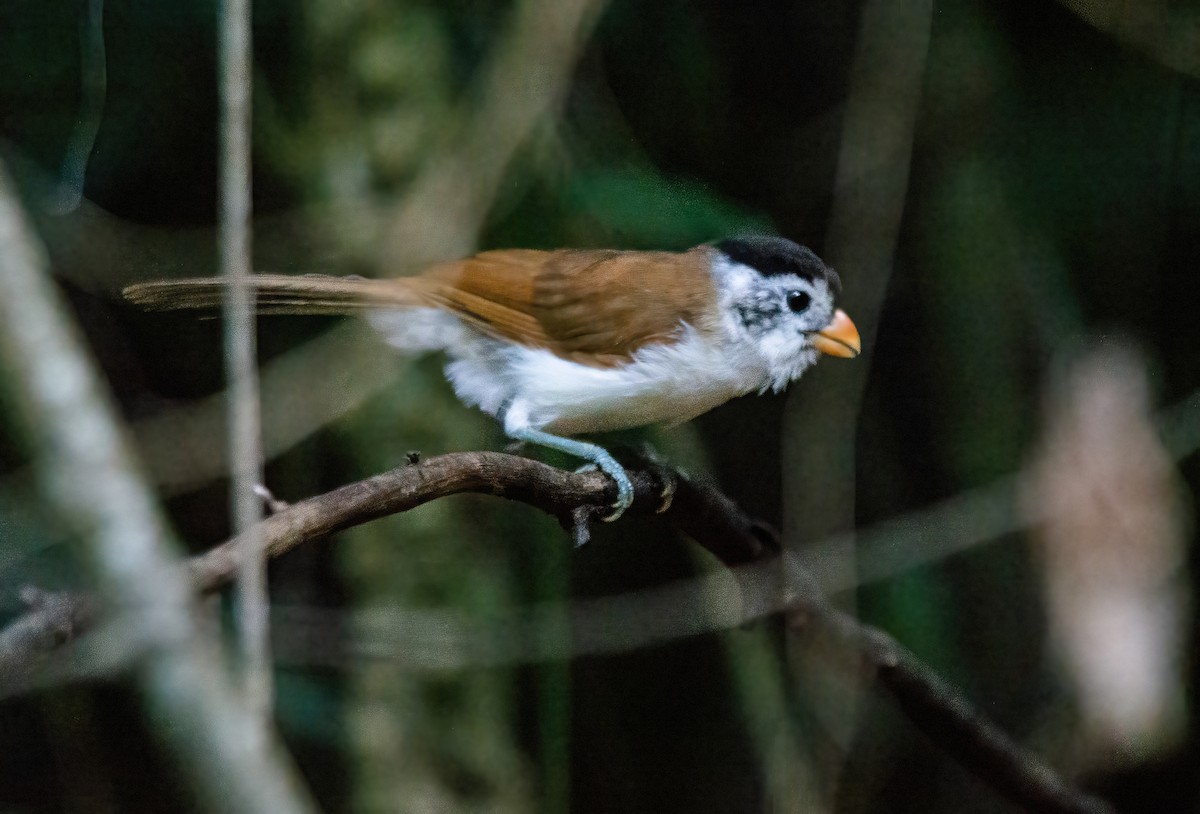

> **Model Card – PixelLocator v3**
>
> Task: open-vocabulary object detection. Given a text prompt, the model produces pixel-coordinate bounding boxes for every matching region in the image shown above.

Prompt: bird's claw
[575,456,634,522]
[655,471,677,514]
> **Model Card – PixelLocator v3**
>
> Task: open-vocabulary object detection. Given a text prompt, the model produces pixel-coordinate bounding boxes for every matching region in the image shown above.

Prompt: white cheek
[756,331,816,391]
[758,331,797,360]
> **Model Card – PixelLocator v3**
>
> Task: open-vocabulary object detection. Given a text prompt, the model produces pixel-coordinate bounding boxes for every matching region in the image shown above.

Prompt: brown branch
[780,579,1115,814]
[190,451,675,592]
[0,452,1111,814]
[869,632,1111,814]
[189,452,768,593]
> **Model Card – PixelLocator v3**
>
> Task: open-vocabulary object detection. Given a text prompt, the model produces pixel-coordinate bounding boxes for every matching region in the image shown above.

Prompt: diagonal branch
[0,451,1111,814]
[0,159,314,812]
[778,562,1115,814]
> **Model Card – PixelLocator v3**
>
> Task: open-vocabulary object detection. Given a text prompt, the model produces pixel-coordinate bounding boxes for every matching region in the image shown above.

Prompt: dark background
[1,0,1197,811]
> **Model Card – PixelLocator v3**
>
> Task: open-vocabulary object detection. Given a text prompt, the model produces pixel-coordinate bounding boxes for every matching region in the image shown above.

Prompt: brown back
[411,246,720,367]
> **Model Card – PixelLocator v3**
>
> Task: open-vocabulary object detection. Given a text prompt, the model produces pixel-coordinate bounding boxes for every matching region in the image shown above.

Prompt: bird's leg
[506,427,634,522]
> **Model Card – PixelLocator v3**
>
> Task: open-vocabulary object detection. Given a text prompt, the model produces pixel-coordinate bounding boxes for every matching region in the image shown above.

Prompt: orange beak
[810,309,861,358]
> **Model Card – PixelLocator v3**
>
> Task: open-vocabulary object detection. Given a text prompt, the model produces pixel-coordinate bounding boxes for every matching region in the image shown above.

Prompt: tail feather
[122,274,426,315]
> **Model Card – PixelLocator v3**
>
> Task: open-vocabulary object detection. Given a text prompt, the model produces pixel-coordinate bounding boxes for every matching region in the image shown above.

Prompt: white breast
[445,326,771,436]
[368,307,772,437]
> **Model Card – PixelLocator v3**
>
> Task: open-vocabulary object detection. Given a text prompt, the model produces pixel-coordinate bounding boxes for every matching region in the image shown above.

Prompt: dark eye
[786,290,811,313]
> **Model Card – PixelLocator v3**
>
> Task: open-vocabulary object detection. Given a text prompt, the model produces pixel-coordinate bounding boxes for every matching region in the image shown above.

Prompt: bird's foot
[506,427,635,526]
[575,453,634,522]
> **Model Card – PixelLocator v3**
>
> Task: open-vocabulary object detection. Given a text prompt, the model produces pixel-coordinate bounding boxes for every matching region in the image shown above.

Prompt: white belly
[445,327,770,435]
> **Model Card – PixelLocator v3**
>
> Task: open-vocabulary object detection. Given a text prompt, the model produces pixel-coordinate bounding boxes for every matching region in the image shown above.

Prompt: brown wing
[414,246,721,367]
[123,246,721,368]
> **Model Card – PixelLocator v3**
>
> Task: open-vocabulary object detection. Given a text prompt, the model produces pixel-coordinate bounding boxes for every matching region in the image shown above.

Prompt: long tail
[122,274,427,316]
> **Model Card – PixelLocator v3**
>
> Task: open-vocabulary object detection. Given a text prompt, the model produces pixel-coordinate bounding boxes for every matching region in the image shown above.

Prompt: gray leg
[508,427,634,521]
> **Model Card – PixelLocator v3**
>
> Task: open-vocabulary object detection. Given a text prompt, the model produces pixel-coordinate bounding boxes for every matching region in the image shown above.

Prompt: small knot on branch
[253,484,289,514]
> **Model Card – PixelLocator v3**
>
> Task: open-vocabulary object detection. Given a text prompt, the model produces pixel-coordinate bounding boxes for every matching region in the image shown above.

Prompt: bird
[123,235,860,521]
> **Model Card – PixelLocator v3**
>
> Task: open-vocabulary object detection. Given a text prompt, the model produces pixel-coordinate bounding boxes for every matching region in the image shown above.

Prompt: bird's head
[712,236,860,391]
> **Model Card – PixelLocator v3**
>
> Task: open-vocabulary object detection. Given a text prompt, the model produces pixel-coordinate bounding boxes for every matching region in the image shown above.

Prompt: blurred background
[1,0,1198,811]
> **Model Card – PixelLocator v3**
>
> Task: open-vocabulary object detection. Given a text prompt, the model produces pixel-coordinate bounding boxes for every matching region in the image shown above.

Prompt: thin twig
[217,0,271,726]
[780,0,934,784]
[50,0,106,215]
[0,159,314,813]
[783,0,932,581]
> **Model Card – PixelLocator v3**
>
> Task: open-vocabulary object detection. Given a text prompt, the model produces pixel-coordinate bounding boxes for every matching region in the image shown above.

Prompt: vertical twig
[787,0,933,601]
[0,161,314,812]
[779,0,934,787]
[219,0,271,723]
[50,0,106,215]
